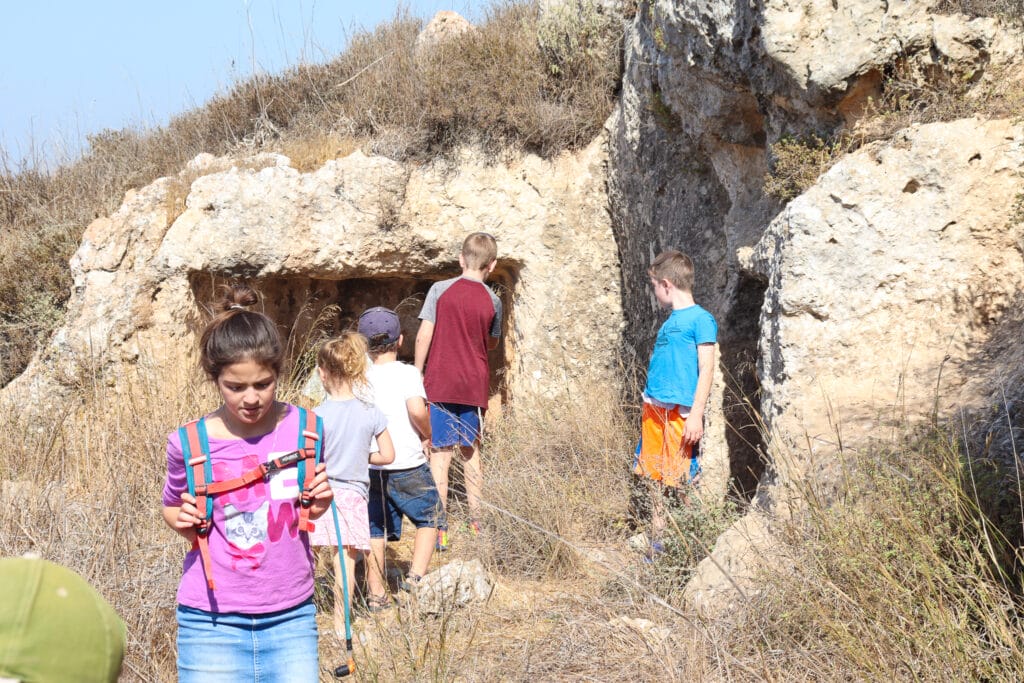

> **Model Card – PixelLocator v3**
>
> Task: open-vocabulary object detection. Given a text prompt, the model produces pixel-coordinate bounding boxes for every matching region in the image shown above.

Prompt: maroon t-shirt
[419,276,502,409]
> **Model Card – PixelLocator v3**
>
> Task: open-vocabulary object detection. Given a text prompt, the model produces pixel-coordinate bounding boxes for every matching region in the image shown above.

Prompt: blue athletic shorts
[429,402,482,448]
[368,464,446,540]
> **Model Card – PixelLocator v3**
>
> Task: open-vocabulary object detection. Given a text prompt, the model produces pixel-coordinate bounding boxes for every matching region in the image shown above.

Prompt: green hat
[0,556,125,683]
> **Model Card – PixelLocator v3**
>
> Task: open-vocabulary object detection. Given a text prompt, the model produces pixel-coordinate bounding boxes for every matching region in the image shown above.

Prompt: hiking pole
[328,498,356,678]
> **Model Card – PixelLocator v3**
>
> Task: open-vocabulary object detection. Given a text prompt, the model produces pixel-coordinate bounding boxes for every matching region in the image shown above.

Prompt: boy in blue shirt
[633,249,717,555]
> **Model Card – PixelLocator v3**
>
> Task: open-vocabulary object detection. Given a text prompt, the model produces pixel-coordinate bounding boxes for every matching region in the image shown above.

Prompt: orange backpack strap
[179,419,216,590]
[177,409,321,590]
[296,407,323,533]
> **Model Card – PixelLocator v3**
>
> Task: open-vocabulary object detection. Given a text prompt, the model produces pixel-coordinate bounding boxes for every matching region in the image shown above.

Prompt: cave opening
[720,272,769,501]
[189,261,519,406]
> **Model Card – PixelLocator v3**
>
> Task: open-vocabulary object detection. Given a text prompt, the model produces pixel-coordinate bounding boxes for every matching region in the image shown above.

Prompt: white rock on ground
[412,559,494,614]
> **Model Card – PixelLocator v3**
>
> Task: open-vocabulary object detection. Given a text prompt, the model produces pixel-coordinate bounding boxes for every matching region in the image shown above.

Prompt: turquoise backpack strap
[296,406,306,487]
[178,417,216,589]
[296,406,322,532]
[178,418,214,524]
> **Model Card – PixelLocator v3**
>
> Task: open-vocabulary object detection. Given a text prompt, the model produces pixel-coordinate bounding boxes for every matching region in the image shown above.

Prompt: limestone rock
[6,140,624,412]
[414,11,472,56]
[608,0,1024,614]
[686,118,1024,612]
[683,511,773,617]
[751,118,1024,464]
[413,559,493,614]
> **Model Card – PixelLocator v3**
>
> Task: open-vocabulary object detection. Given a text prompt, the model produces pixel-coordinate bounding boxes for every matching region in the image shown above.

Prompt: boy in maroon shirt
[415,232,502,550]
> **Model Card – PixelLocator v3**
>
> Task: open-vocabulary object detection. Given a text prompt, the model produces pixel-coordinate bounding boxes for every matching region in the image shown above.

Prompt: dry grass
[711,426,1024,680]
[5,339,1024,680]
[0,353,690,681]
[857,61,1024,139]
[0,361,209,682]
[933,0,1024,20]
[472,382,633,579]
[0,0,622,387]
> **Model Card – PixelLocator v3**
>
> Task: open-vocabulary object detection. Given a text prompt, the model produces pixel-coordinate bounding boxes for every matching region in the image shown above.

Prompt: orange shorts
[632,402,701,489]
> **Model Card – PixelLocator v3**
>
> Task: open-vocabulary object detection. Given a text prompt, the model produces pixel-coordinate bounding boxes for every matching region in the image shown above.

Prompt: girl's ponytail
[318,332,369,394]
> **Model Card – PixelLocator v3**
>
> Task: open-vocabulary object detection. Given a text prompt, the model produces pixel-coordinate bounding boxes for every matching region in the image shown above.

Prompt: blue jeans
[176,598,319,682]
[369,464,446,540]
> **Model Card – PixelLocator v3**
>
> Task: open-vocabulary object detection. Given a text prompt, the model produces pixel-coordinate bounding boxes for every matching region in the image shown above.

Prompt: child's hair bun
[199,283,284,380]
[216,284,259,313]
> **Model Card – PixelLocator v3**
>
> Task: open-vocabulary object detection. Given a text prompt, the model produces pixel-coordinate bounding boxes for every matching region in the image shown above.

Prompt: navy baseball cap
[358,307,401,345]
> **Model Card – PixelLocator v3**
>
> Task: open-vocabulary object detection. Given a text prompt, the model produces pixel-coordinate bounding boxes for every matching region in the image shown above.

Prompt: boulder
[413,559,493,614]
[750,118,1024,461]
[414,11,473,56]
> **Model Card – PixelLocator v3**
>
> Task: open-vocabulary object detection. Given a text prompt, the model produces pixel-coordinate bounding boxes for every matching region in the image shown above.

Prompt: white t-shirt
[367,361,428,470]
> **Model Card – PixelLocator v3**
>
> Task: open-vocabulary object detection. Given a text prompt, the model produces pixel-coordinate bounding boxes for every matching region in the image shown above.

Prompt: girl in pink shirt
[161,284,333,682]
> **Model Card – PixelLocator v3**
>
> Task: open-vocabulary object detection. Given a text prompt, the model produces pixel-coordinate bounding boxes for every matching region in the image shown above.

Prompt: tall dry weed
[11,341,1023,679]
[471,381,633,578]
[0,360,211,682]
[712,426,1024,680]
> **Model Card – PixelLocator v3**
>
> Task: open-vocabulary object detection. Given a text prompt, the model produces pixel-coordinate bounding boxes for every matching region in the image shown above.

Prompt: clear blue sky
[0,1,488,167]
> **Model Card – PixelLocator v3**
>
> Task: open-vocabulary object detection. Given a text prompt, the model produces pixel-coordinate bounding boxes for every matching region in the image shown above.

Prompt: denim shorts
[176,598,319,682]
[429,402,482,448]
[368,464,446,541]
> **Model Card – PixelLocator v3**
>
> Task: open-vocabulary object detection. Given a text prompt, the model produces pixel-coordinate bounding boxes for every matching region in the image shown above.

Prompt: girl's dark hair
[199,284,284,380]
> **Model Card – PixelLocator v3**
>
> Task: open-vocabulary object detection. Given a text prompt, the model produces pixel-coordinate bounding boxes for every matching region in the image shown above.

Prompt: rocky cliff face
[607,0,1024,609]
[9,141,622,413]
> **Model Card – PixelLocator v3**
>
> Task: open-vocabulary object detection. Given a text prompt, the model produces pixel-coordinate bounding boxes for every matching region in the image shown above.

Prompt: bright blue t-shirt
[643,305,718,407]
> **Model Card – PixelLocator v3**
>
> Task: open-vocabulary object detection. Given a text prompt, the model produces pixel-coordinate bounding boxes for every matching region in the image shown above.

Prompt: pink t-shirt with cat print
[162,404,315,613]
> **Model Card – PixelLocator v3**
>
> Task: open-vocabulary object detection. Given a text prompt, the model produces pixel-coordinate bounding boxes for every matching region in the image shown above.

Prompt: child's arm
[369,428,396,466]
[162,493,200,545]
[414,320,435,372]
[683,343,716,445]
[406,396,431,443]
[487,299,502,351]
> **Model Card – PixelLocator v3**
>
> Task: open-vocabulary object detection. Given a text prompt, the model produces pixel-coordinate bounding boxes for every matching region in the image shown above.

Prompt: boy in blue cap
[359,307,445,599]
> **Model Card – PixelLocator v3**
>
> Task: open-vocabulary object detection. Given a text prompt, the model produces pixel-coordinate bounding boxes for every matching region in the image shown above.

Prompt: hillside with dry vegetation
[6,0,1024,681]
[0,1,620,386]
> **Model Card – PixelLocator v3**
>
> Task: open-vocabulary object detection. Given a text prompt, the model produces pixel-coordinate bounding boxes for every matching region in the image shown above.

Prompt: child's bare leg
[649,480,667,542]
[410,526,437,577]
[366,538,388,598]
[429,448,453,512]
[331,546,362,636]
[328,548,344,636]
[460,443,482,520]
